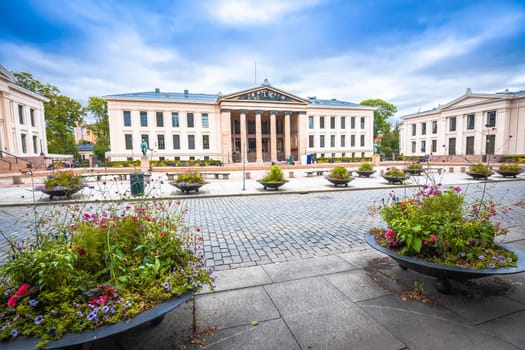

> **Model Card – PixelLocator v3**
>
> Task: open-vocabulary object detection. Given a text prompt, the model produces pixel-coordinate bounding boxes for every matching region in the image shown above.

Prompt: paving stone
[205,266,273,292]
[262,255,353,282]
[198,319,300,350]
[195,287,279,330]
[338,249,385,268]
[358,294,521,350]
[480,310,525,349]
[324,269,389,302]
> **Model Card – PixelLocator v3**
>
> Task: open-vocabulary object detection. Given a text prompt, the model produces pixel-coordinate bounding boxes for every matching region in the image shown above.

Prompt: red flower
[15,283,30,296]
[385,229,395,239]
[430,234,436,242]
[7,296,17,308]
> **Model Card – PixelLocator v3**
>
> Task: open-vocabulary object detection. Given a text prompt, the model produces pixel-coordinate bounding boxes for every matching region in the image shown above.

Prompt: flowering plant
[43,171,83,190]
[328,166,351,180]
[467,163,493,177]
[371,184,517,269]
[0,201,214,348]
[383,167,406,177]
[498,163,522,173]
[176,172,206,184]
[357,162,374,172]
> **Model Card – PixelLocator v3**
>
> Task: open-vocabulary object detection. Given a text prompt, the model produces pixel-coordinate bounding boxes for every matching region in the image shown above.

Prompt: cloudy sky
[1,0,525,120]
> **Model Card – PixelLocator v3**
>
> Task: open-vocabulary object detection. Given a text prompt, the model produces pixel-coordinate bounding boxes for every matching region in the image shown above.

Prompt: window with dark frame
[123,111,131,126]
[30,109,35,127]
[320,117,325,129]
[486,111,496,127]
[448,137,456,155]
[203,135,209,149]
[449,117,456,131]
[432,120,438,134]
[171,112,179,127]
[156,112,164,127]
[466,136,474,155]
[466,114,475,130]
[125,134,133,150]
[308,135,314,147]
[173,134,180,149]
[320,135,325,148]
[18,105,24,124]
[202,113,209,128]
[140,111,148,127]
[187,113,194,128]
[188,134,195,149]
[157,134,165,150]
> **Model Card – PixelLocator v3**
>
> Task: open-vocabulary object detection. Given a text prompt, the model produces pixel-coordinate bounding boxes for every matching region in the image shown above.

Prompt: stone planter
[39,185,86,200]
[256,180,287,191]
[495,170,522,178]
[365,233,525,293]
[355,170,376,178]
[3,292,193,350]
[382,175,409,184]
[466,172,494,180]
[325,176,352,187]
[404,168,423,176]
[170,181,207,194]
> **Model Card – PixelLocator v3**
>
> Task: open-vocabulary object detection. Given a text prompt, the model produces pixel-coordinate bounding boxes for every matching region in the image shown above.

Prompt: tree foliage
[14,72,84,156]
[360,98,399,158]
[86,97,110,160]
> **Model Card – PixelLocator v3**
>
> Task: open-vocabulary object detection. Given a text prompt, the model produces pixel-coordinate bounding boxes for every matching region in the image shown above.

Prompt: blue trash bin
[306,154,312,165]
[130,172,144,196]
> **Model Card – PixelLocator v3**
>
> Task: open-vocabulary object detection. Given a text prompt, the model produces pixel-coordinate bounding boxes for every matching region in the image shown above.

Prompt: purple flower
[48,328,56,336]
[164,282,170,290]
[460,252,466,257]
[29,299,39,307]
[109,307,115,314]
[11,328,18,337]
[77,311,83,317]
[478,255,485,260]
[507,257,513,262]
[34,315,43,324]
[102,306,109,313]
[87,312,97,321]
[72,301,79,308]
[489,263,495,269]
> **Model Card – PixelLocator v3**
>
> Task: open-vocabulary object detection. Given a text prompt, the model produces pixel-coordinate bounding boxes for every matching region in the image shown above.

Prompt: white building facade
[399,89,525,162]
[0,64,48,163]
[104,81,375,164]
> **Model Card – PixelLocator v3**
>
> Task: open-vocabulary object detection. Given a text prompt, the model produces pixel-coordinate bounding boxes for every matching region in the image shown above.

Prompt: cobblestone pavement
[1,181,524,268]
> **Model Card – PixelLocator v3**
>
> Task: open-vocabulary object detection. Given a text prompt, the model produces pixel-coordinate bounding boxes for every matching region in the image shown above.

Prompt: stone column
[240,109,248,162]
[270,110,277,162]
[284,111,291,159]
[220,109,232,163]
[255,110,263,162]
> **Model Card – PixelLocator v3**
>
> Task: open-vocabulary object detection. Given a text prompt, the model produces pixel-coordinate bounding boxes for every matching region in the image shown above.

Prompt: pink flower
[385,229,395,239]
[391,240,398,247]
[423,240,428,245]
[430,234,436,242]
[15,283,30,296]
[7,296,17,308]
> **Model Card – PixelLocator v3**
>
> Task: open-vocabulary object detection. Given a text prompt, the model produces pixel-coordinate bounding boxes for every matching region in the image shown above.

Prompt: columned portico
[255,110,263,162]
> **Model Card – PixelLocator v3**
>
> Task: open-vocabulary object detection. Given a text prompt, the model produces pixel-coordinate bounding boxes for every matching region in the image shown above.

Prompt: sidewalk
[2,169,525,349]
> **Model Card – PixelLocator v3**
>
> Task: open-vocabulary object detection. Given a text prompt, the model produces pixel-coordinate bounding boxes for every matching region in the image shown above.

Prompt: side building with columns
[103,81,375,164]
[399,88,525,162]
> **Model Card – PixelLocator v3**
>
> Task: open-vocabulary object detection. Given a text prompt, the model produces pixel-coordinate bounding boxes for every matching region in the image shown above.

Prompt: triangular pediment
[220,84,308,104]
[0,64,17,83]
[440,91,511,111]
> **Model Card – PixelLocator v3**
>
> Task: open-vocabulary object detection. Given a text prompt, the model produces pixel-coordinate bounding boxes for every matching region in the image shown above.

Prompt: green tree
[360,99,399,158]
[86,96,110,160]
[13,72,84,156]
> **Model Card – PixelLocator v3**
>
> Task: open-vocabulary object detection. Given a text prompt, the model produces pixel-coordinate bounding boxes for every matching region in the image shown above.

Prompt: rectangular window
[156,112,164,127]
[411,141,416,153]
[412,124,417,136]
[351,117,355,129]
[320,117,325,129]
[320,135,325,148]
[431,139,437,153]
[330,117,335,129]
[449,117,456,131]
[308,135,314,147]
[202,113,209,128]
[350,135,355,147]
[21,134,27,153]
[421,140,426,153]
[308,116,314,129]
[448,137,456,155]
[125,134,133,150]
[123,111,131,127]
[330,135,335,147]
[203,135,210,149]
[171,112,179,127]
[360,117,365,129]
[432,121,438,134]
[32,135,37,153]
[360,134,365,147]
[173,135,180,149]
[341,117,345,129]
[157,135,165,150]
[486,111,496,127]
[188,135,195,149]
[340,135,345,147]
[421,122,426,135]
[30,109,35,127]
[18,105,24,124]
[466,136,475,155]
[140,111,148,127]
[486,134,495,154]
[187,113,194,128]
[466,114,475,130]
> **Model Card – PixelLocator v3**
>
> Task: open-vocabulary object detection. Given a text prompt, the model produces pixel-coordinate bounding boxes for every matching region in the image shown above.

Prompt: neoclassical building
[0,64,48,168]
[399,89,525,162]
[104,80,375,164]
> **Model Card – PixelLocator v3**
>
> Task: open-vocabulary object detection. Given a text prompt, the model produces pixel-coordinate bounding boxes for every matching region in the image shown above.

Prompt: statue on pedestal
[141,139,148,157]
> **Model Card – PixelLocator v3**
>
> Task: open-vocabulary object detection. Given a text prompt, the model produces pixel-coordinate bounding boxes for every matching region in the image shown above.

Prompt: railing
[0,151,33,171]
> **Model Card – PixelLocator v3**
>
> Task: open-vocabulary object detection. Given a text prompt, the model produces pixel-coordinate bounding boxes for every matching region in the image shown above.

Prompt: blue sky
[1,0,525,120]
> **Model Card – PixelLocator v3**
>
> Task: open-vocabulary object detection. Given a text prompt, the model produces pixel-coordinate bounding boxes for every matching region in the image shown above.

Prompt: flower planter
[382,175,409,184]
[170,181,207,193]
[355,170,376,178]
[256,180,287,191]
[404,168,423,176]
[325,176,352,187]
[3,292,193,350]
[365,233,525,293]
[495,170,522,178]
[466,172,494,180]
[39,185,85,199]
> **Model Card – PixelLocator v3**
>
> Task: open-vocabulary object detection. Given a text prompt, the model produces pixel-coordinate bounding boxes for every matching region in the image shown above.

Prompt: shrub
[499,163,522,172]
[176,172,206,184]
[44,172,83,189]
[358,162,373,171]
[468,163,493,176]
[384,167,406,177]
[261,165,287,182]
[329,166,351,180]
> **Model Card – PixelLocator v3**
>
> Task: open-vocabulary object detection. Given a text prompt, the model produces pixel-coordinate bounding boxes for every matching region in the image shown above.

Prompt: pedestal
[372,154,380,166]
[141,157,150,172]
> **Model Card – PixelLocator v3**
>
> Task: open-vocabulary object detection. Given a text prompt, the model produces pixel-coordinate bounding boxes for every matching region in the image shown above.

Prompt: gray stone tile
[264,276,349,316]
[262,255,354,282]
[338,249,385,268]
[480,310,525,349]
[195,287,279,330]
[284,303,405,350]
[199,319,300,350]
[359,295,521,350]
[324,269,389,302]
[200,265,272,293]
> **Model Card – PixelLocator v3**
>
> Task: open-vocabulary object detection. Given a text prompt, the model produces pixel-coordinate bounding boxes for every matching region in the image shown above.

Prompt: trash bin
[306,154,312,165]
[130,172,144,196]
[288,155,295,165]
